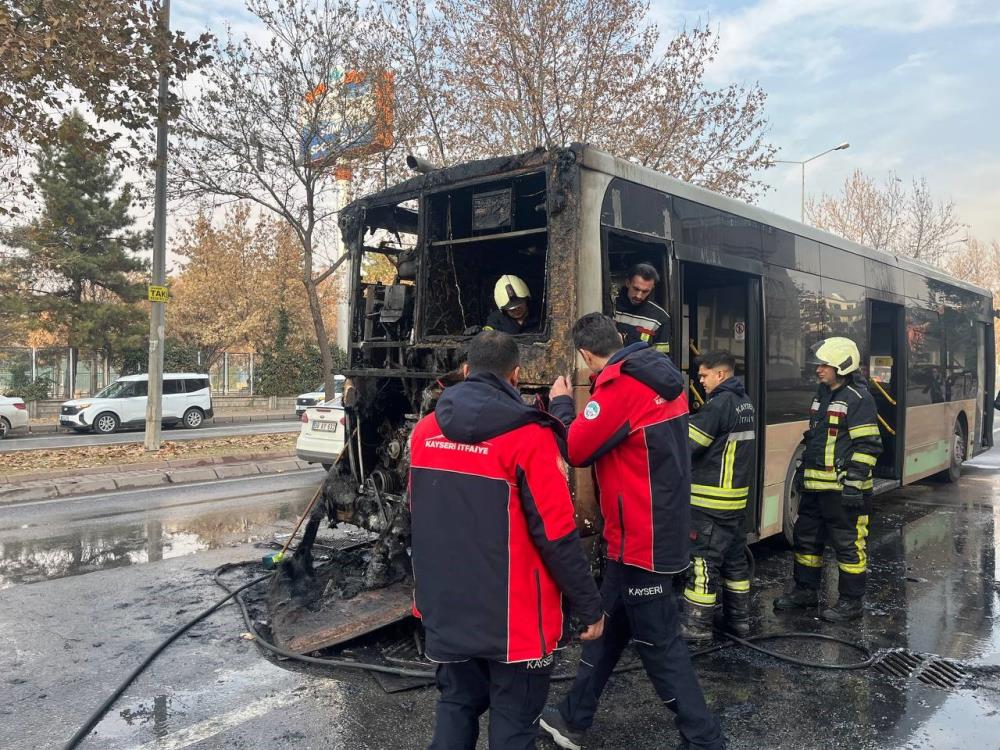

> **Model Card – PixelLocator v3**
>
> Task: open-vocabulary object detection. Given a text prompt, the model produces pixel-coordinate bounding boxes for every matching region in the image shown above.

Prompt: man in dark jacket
[773,336,882,623]
[410,330,604,750]
[682,351,757,642]
[614,263,671,354]
[539,313,726,750]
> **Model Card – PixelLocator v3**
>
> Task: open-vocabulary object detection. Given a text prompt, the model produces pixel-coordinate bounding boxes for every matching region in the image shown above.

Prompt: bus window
[906,308,944,406]
[422,172,549,337]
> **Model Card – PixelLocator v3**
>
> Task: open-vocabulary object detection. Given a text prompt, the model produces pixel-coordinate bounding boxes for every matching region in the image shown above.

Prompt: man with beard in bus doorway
[540,313,726,750]
[774,336,882,623]
[409,330,604,749]
[614,263,671,354]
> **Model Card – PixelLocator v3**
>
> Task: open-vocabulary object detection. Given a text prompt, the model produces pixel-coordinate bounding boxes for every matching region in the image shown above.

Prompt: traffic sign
[148,285,169,303]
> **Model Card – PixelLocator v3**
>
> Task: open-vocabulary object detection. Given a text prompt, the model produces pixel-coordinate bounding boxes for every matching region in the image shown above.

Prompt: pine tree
[4,112,148,393]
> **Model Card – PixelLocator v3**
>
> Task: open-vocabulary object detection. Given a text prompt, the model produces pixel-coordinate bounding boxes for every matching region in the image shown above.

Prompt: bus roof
[343,144,990,301]
[577,145,991,300]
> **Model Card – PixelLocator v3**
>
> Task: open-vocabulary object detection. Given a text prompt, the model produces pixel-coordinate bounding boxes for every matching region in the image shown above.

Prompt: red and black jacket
[409,372,602,664]
[550,343,691,574]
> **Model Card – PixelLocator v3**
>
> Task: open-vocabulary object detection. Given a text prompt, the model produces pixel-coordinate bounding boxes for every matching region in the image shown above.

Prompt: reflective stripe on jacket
[800,375,882,493]
[688,377,756,513]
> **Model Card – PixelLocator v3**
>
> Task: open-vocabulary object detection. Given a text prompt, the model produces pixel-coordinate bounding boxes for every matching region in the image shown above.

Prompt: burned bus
[275,144,995,651]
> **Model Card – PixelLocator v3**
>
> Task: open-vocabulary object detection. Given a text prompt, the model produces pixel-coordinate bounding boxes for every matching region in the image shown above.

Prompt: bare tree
[806,169,962,266]
[375,0,775,201]
[171,0,385,397]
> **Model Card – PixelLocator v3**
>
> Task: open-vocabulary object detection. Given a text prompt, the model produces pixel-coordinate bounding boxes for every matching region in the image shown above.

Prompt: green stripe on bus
[762,492,781,529]
[903,440,951,480]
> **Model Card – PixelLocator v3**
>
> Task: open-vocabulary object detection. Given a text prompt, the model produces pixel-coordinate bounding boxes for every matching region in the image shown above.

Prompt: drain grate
[872,649,967,690]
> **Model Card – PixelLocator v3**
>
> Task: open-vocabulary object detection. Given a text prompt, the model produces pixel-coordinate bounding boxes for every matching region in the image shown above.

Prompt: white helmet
[494,274,531,310]
[807,337,861,376]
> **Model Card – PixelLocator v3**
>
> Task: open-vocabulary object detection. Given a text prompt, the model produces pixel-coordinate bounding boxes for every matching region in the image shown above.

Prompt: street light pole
[776,142,850,223]
[144,0,170,452]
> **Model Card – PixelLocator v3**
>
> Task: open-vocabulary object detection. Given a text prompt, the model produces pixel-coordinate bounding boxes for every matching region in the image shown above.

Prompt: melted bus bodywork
[269,144,994,652]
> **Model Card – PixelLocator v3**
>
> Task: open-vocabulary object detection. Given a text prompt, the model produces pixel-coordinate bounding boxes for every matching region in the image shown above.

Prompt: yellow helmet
[494,274,531,310]
[807,337,860,375]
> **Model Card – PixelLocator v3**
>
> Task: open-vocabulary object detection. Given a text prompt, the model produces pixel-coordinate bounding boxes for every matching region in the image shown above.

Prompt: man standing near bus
[774,337,882,623]
[682,351,756,643]
[409,331,605,749]
[541,313,725,750]
[614,263,671,354]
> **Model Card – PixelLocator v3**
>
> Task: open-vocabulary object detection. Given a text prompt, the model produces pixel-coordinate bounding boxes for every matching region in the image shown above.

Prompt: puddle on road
[0,503,301,588]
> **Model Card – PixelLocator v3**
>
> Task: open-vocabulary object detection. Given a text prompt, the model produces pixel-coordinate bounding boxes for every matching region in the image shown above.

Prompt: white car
[296,399,346,469]
[296,375,346,416]
[0,395,29,439]
[59,373,214,434]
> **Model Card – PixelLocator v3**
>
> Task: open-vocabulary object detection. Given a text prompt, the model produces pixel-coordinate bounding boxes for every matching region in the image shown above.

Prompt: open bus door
[677,260,765,537]
[868,300,905,492]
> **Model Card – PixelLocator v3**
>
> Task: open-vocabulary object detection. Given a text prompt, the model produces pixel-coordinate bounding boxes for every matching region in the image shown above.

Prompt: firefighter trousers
[429,656,553,750]
[792,491,871,600]
[558,561,725,750]
[683,508,751,609]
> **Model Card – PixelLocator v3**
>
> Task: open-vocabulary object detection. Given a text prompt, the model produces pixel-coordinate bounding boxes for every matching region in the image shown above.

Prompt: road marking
[128,692,300,750]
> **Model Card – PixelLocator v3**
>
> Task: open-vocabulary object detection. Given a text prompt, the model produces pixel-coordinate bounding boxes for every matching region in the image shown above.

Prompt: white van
[59,373,214,434]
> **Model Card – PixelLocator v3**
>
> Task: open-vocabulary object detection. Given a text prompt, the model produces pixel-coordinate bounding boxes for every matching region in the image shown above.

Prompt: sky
[171,0,1000,243]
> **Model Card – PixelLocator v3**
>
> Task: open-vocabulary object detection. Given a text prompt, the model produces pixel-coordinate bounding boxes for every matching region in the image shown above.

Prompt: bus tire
[782,447,805,546]
[935,416,967,484]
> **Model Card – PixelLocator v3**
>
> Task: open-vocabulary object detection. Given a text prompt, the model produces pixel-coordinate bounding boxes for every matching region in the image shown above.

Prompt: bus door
[679,261,764,534]
[868,300,905,483]
[978,320,994,448]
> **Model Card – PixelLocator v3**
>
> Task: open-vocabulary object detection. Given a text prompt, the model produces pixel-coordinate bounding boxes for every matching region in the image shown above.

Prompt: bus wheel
[935,416,967,483]
[782,447,804,546]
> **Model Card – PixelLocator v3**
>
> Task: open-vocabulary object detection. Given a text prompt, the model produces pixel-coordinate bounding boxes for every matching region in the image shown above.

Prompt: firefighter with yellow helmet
[774,336,882,623]
[483,274,540,334]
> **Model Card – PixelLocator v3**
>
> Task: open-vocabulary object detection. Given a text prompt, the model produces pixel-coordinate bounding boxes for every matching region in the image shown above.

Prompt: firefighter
[540,313,726,750]
[483,274,540,334]
[614,263,671,354]
[773,336,882,623]
[409,330,604,750]
[682,351,756,643]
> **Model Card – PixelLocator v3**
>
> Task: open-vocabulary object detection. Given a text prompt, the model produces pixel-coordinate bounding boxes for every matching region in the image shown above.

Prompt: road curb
[24,412,299,435]
[0,450,319,506]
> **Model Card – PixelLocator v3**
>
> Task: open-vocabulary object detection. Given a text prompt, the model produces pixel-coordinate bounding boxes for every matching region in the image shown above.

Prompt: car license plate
[312,420,337,433]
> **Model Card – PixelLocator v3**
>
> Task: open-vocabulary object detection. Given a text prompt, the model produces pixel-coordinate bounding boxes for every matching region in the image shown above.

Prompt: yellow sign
[148,285,169,303]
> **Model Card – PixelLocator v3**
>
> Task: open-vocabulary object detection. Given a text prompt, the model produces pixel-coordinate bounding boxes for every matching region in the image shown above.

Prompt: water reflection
[0,504,299,588]
[698,487,1000,750]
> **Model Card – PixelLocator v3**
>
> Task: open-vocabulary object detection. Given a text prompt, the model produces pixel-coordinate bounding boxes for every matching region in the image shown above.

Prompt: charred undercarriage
[267,146,584,652]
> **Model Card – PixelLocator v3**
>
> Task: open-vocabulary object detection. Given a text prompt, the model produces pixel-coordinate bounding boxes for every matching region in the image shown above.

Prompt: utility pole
[144,0,171,452]
[334,165,353,354]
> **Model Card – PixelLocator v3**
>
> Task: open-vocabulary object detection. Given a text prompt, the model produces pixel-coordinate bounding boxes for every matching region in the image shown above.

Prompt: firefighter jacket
[409,372,602,664]
[550,342,690,574]
[614,288,671,354]
[688,377,757,513]
[800,374,882,493]
[483,308,541,335]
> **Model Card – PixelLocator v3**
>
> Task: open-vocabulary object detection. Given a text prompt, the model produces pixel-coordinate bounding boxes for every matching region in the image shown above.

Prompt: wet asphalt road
[0,421,301,452]
[1,451,999,748]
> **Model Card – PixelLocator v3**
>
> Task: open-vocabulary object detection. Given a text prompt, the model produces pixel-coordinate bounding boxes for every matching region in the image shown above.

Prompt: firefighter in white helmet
[774,336,882,623]
[483,274,540,334]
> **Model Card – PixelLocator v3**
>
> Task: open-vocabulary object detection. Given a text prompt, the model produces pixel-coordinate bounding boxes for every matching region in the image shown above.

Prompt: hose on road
[63,561,874,748]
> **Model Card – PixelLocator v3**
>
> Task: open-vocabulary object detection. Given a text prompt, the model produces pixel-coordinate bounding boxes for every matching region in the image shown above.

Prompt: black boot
[681,601,715,643]
[722,589,751,638]
[773,585,818,611]
[820,596,863,622]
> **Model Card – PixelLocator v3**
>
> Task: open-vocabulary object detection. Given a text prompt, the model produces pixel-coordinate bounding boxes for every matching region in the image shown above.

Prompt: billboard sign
[300,69,394,167]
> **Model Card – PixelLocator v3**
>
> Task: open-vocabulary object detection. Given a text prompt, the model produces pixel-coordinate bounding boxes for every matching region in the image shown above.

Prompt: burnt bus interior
[422,171,549,337]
